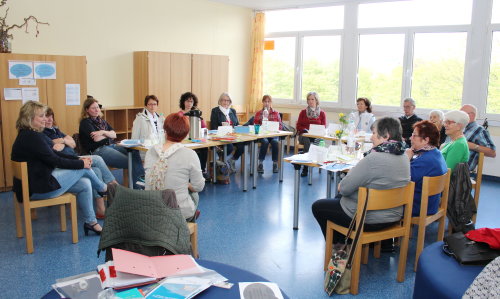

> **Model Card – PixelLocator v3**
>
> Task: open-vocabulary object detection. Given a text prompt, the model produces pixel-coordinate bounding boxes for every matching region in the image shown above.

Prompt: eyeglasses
[444,120,456,125]
[411,133,422,138]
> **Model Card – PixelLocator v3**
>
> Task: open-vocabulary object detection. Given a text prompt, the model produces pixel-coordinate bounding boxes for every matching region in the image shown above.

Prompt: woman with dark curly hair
[351,97,376,133]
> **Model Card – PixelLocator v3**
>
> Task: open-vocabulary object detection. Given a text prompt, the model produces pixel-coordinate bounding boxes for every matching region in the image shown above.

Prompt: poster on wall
[4,88,22,100]
[8,61,34,79]
[66,84,80,106]
[22,87,39,103]
[34,61,57,79]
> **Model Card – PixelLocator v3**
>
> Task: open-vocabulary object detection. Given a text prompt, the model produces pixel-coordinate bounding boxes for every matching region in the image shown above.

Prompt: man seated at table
[460,104,496,172]
[399,98,422,147]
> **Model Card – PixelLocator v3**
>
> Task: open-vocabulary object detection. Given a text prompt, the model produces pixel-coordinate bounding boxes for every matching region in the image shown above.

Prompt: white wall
[7,0,252,107]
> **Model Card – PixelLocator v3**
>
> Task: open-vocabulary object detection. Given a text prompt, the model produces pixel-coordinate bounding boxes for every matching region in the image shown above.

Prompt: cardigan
[210,107,239,130]
[410,149,448,216]
[79,117,114,153]
[11,129,83,195]
[296,109,327,134]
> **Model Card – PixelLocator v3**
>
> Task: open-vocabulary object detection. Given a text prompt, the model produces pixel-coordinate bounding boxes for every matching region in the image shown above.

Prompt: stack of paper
[52,272,103,299]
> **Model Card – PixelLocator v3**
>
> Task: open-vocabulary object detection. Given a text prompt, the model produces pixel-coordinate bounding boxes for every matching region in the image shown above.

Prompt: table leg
[243,143,248,192]
[212,147,217,184]
[333,172,340,197]
[308,166,312,185]
[326,171,332,198]
[253,141,258,189]
[293,163,301,230]
[279,137,285,183]
[223,144,227,162]
[127,150,133,189]
[249,141,254,176]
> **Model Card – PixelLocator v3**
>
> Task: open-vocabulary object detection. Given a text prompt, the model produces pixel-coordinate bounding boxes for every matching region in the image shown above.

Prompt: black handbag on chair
[443,232,500,265]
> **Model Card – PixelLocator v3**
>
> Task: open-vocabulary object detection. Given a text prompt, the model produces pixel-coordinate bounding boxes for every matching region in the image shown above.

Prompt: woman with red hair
[144,113,205,221]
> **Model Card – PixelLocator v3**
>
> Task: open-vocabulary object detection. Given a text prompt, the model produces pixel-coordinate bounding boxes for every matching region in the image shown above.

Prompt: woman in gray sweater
[144,113,205,221]
[312,117,410,243]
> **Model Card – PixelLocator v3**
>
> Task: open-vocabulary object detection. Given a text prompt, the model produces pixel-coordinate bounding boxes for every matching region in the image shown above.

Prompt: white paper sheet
[217,126,233,136]
[266,121,280,132]
[4,88,22,100]
[308,124,326,136]
[327,123,341,136]
[9,61,33,79]
[21,88,39,103]
[66,84,80,106]
[19,78,36,86]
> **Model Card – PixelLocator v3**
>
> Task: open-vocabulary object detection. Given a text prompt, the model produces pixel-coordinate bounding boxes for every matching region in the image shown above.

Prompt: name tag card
[267,121,280,132]
[217,126,233,136]
[309,124,326,136]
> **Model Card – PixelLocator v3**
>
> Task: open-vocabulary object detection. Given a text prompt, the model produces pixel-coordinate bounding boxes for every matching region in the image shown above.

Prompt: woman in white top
[351,97,376,133]
[144,113,205,221]
[132,95,166,144]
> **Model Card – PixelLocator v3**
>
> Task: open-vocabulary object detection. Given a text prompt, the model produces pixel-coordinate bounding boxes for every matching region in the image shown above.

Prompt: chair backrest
[356,182,415,229]
[11,161,30,204]
[72,133,89,155]
[419,169,451,218]
[474,152,484,186]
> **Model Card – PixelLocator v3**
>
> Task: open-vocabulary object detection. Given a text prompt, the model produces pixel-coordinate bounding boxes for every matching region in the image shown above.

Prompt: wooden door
[170,53,192,114]
[0,53,48,186]
[192,54,212,122]
[211,55,229,110]
[45,55,87,136]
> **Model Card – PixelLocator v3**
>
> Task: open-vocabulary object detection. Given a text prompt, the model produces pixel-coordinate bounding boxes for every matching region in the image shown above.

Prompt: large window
[493,0,500,23]
[411,33,467,110]
[265,6,343,33]
[357,34,405,106]
[302,36,341,102]
[263,37,296,100]
[487,32,500,114]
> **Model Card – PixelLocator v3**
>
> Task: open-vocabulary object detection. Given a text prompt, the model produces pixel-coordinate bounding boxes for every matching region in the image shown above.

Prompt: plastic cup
[254,125,261,134]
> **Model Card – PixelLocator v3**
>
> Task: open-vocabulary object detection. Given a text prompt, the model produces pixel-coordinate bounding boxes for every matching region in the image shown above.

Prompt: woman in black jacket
[12,101,107,236]
[210,92,244,172]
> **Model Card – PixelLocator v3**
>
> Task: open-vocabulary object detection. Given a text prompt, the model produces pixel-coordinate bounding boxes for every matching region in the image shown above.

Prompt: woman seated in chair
[429,110,447,146]
[350,97,376,133]
[12,101,108,236]
[79,96,144,189]
[441,110,470,171]
[253,94,282,174]
[296,91,327,177]
[144,113,205,221]
[43,107,117,219]
[312,117,410,243]
[131,95,165,160]
[210,92,244,173]
[178,92,209,179]
[405,120,448,216]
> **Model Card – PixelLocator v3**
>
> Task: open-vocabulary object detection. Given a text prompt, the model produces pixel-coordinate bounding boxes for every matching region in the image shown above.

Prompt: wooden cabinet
[102,106,143,142]
[134,51,228,122]
[0,53,87,188]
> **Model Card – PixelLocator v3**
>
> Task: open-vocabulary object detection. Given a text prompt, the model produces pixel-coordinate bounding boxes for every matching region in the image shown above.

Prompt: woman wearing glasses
[440,110,470,171]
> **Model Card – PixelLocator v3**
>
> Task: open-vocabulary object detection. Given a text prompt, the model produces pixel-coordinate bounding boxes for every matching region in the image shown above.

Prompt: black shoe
[381,239,395,252]
[301,166,308,177]
[83,222,101,236]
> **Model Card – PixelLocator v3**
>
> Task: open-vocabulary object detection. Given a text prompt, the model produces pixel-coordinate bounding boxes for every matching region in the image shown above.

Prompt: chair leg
[437,217,446,241]
[374,241,381,258]
[324,222,334,271]
[397,234,410,282]
[31,209,37,220]
[59,205,67,232]
[414,224,426,272]
[362,244,369,264]
[190,223,199,258]
[24,207,34,254]
[70,198,78,244]
[350,242,363,295]
[122,169,129,187]
[14,198,23,238]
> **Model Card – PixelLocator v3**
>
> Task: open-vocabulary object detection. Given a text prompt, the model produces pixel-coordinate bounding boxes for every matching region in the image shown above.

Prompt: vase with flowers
[335,112,349,153]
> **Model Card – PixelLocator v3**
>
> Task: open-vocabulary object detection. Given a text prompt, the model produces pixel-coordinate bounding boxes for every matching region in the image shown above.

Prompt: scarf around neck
[366,140,406,156]
[218,105,232,122]
[306,106,321,119]
[146,143,184,190]
[90,116,107,131]
[145,109,159,135]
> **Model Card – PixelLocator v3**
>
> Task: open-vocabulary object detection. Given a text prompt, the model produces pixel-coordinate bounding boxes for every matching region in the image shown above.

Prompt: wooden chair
[471,152,484,223]
[294,135,304,154]
[187,222,199,258]
[324,182,415,294]
[12,161,78,254]
[280,112,292,154]
[411,169,451,271]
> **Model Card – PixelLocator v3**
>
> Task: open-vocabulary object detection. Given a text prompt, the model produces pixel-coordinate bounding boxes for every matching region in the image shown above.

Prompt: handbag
[443,232,500,265]
[324,191,369,296]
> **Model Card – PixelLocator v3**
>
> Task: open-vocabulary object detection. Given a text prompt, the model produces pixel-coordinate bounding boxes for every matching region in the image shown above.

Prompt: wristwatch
[474,144,479,151]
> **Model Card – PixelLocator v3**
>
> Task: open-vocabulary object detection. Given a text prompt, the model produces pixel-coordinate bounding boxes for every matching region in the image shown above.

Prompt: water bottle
[318,139,326,148]
[347,114,356,154]
[262,107,269,133]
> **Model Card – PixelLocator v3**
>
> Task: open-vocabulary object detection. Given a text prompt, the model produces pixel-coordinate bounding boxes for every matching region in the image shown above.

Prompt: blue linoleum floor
[0,157,499,298]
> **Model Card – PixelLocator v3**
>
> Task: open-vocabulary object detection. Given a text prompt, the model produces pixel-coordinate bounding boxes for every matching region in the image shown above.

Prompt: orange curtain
[248,12,265,114]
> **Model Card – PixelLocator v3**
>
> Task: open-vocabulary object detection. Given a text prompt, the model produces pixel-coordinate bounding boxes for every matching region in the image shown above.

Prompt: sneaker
[272,162,279,173]
[257,162,264,173]
[228,158,236,173]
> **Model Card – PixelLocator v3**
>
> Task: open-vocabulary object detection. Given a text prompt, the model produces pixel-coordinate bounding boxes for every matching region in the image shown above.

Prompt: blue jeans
[226,143,245,160]
[259,137,279,162]
[88,155,115,200]
[93,144,144,189]
[31,168,106,223]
